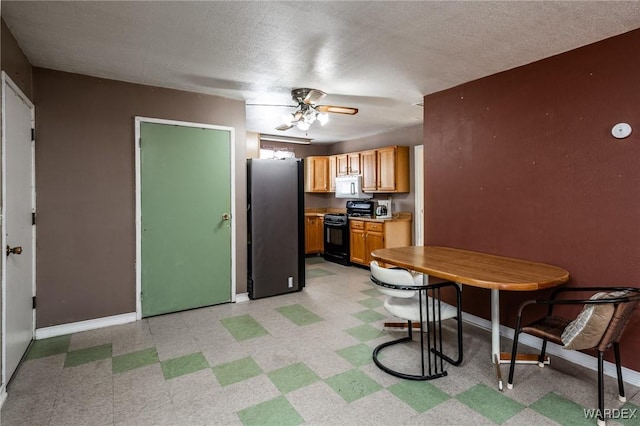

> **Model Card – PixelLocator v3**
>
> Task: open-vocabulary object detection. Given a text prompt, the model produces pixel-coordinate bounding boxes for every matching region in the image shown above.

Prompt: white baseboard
[235,293,250,303]
[34,312,137,340]
[461,312,640,387]
[0,385,6,409]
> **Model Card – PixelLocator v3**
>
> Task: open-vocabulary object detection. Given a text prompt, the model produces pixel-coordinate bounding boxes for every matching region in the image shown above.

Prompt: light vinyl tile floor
[2,257,639,425]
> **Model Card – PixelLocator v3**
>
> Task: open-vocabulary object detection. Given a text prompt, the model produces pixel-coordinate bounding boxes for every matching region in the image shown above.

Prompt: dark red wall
[424,29,640,369]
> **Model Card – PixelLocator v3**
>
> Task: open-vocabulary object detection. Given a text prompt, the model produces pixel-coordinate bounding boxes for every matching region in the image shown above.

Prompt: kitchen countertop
[349,212,412,223]
[304,210,411,222]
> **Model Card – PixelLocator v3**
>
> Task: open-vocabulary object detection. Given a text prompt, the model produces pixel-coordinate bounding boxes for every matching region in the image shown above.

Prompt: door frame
[134,116,236,320]
[414,145,424,246]
[1,71,36,393]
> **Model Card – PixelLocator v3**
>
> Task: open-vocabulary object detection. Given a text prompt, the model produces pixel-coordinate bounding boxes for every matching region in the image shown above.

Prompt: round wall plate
[611,123,632,139]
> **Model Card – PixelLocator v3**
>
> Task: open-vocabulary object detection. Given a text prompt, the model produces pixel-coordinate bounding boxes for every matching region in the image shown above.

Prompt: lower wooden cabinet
[349,219,411,266]
[305,215,324,254]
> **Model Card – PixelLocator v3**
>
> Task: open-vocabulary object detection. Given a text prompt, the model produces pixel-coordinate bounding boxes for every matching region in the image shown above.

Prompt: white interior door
[2,72,35,388]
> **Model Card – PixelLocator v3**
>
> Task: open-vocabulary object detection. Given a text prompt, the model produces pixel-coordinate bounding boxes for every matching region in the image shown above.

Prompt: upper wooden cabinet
[336,153,361,176]
[361,150,377,191]
[305,145,409,193]
[304,156,330,192]
[361,146,410,193]
[328,155,338,192]
[377,146,409,192]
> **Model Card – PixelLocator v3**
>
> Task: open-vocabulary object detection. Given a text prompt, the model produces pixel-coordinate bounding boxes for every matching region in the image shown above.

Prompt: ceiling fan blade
[276,124,294,131]
[246,104,296,107]
[316,105,359,115]
[303,89,326,105]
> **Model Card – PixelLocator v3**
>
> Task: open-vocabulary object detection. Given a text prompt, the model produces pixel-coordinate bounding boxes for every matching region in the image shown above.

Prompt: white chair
[370,261,463,380]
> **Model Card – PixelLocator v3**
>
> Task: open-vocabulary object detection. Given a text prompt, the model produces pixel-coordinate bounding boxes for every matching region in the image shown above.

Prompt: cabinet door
[304,217,314,254]
[361,150,377,191]
[306,156,329,192]
[347,152,361,175]
[312,218,324,253]
[336,154,348,176]
[350,221,366,265]
[365,232,385,265]
[305,216,324,254]
[329,155,337,192]
[377,146,397,192]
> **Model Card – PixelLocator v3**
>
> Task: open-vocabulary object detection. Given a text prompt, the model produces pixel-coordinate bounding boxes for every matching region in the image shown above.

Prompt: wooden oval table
[371,246,570,390]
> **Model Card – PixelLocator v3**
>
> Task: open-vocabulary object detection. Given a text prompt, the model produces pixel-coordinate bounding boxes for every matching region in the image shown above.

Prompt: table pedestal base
[494,352,550,391]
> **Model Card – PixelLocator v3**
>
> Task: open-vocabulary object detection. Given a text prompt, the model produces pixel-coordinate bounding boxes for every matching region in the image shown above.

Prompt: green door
[141,122,232,317]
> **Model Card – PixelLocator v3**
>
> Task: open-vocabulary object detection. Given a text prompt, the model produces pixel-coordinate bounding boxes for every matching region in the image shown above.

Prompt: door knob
[6,245,23,256]
[222,213,231,221]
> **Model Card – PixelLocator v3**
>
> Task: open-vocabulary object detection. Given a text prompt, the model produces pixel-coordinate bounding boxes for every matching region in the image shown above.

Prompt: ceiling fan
[252,88,359,132]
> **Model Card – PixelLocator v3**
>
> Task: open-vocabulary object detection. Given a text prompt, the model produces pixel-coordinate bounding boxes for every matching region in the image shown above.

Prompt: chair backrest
[370,261,417,298]
[597,292,640,352]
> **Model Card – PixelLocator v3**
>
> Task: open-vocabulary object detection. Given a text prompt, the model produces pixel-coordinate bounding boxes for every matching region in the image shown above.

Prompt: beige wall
[33,68,247,327]
[1,19,33,99]
[1,16,35,387]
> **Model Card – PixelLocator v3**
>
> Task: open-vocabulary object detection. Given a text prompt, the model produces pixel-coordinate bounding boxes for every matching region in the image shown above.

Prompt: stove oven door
[323,220,350,265]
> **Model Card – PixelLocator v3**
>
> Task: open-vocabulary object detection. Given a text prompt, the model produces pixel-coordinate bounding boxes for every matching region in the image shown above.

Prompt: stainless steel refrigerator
[247,158,305,299]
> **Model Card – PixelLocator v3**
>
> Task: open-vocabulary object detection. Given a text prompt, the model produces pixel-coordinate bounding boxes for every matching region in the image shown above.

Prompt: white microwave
[335,176,372,199]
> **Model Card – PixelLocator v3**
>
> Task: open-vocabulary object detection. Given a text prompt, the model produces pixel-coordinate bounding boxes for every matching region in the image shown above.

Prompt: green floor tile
[336,343,373,367]
[237,395,303,426]
[112,347,159,374]
[221,314,269,341]
[352,309,386,323]
[160,352,209,380]
[344,324,385,342]
[213,356,263,386]
[267,362,320,394]
[388,380,450,412]
[361,288,382,297]
[530,392,593,426]
[618,402,640,426]
[357,298,383,309]
[305,256,325,265]
[325,369,382,403]
[306,268,336,279]
[27,335,71,360]
[64,343,112,368]
[276,304,323,326]
[456,383,525,424]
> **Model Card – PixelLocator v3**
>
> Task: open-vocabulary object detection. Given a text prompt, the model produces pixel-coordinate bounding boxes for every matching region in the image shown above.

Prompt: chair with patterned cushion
[507,287,640,426]
[369,261,463,381]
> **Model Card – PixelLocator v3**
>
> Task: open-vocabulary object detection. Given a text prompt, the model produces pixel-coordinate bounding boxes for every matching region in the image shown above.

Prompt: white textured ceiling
[3,1,640,143]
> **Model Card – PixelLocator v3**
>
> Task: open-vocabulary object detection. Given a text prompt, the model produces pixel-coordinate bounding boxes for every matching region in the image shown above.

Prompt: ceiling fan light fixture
[272,88,358,132]
[303,108,316,124]
[318,112,329,126]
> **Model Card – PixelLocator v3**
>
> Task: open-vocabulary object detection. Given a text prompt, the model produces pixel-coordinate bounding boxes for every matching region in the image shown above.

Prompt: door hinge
[31,128,35,142]
[32,296,37,309]
[32,212,37,225]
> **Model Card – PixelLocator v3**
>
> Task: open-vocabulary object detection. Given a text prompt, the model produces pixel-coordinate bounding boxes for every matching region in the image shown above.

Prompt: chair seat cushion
[561,291,627,350]
[384,294,458,323]
[522,316,569,346]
